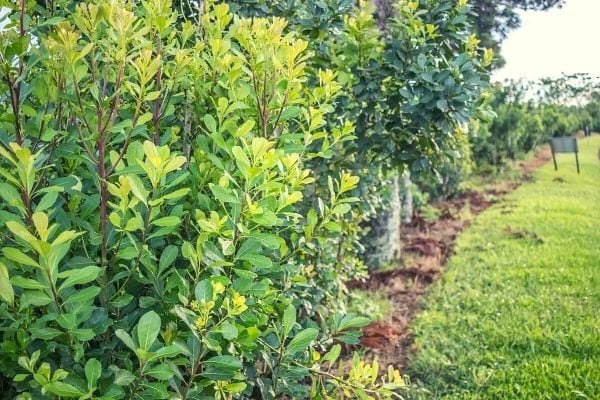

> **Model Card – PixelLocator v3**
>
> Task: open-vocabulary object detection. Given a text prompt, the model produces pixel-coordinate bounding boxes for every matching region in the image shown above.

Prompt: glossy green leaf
[136,311,161,351]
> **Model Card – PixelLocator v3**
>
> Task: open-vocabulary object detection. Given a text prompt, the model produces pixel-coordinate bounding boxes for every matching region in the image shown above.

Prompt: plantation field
[407,136,600,399]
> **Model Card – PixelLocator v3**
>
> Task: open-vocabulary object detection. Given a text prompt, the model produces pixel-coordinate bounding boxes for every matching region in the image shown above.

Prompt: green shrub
[0,1,405,398]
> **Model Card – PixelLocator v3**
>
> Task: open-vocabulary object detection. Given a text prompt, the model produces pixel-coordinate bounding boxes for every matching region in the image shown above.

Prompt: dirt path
[350,146,552,371]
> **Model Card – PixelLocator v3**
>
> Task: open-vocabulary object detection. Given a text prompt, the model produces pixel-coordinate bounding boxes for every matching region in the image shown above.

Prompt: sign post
[549,137,579,174]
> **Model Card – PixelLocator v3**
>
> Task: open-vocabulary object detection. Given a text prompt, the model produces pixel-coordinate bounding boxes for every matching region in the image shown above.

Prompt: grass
[406,136,600,399]
[346,289,391,322]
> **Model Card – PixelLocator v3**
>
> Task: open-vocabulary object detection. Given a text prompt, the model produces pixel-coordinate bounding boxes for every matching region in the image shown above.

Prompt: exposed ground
[352,146,553,372]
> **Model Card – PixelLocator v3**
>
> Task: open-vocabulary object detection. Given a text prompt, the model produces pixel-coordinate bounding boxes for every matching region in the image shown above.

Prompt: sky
[492,0,600,82]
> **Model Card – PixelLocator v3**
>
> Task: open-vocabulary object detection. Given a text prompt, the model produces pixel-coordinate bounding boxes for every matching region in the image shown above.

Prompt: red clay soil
[352,146,552,371]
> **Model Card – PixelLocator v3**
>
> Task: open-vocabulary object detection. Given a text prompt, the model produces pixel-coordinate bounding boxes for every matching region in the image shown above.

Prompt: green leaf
[201,355,242,380]
[285,328,318,357]
[3,248,39,268]
[235,239,261,260]
[246,233,279,249]
[234,120,255,137]
[35,191,58,212]
[238,252,273,269]
[337,314,371,332]
[58,266,101,292]
[158,245,178,275]
[323,221,342,232]
[145,364,174,380]
[204,114,217,133]
[0,183,24,209]
[6,220,37,243]
[152,216,180,227]
[73,328,96,342]
[30,327,62,340]
[322,344,341,364]
[126,175,148,206]
[63,286,100,306]
[45,382,86,398]
[282,304,296,338]
[0,262,14,305]
[209,184,240,204]
[85,358,101,389]
[147,345,182,362]
[194,279,213,302]
[115,329,137,352]
[140,382,169,399]
[20,291,53,308]
[251,209,278,227]
[11,276,47,290]
[113,368,136,386]
[136,311,161,351]
[218,321,238,340]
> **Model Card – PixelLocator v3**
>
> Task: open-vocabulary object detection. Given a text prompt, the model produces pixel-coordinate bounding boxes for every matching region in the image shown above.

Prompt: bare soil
[350,146,552,371]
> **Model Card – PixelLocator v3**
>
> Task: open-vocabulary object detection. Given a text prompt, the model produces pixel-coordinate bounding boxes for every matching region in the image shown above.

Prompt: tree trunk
[364,172,402,268]
[401,170,413,224]
[385,173,402,262]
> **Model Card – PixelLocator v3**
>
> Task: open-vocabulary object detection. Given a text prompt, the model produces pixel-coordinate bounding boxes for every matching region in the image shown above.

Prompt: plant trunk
[365,172,402,268]
[401,170,413,224]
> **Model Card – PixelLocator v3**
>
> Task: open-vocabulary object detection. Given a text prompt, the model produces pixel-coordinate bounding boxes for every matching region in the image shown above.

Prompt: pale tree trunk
[384,173,402,262]
[401,170,413,224]
[365,169,414,268]
[365,172,401,267]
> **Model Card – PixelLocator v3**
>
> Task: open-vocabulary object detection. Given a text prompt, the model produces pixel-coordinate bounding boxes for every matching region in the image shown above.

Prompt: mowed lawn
[407,136,600,399]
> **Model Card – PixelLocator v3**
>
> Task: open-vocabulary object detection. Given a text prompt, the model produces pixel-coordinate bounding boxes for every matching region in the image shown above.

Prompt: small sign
[550,137,579,173]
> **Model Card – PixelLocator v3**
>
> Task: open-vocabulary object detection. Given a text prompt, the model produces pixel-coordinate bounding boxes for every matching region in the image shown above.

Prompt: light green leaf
[85,358,102,389]
[218,321,238,340]
[35,191,58,212]
[337,314,371,331]
[152,216,180,227]
[209,184,239,204]
[5,221,37,243]
[238,253,273,269]
[11,276,47,290]
[282,304,296,338]
[45,382,86,398]
[115,329,137,352]
[58,266,101,292]
[145,364,174,380]
[203,114,217,133]
[136,311,161,351]
[322,344,342,363]
[0,262,14,305]
[3,248,39,268]
[158,245,178,275]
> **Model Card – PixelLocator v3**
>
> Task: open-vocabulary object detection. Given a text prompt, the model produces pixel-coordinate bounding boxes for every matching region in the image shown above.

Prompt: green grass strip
[407,136,600,399]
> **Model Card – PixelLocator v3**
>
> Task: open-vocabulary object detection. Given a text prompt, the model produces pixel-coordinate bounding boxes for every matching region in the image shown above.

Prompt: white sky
[492,0,600,82]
